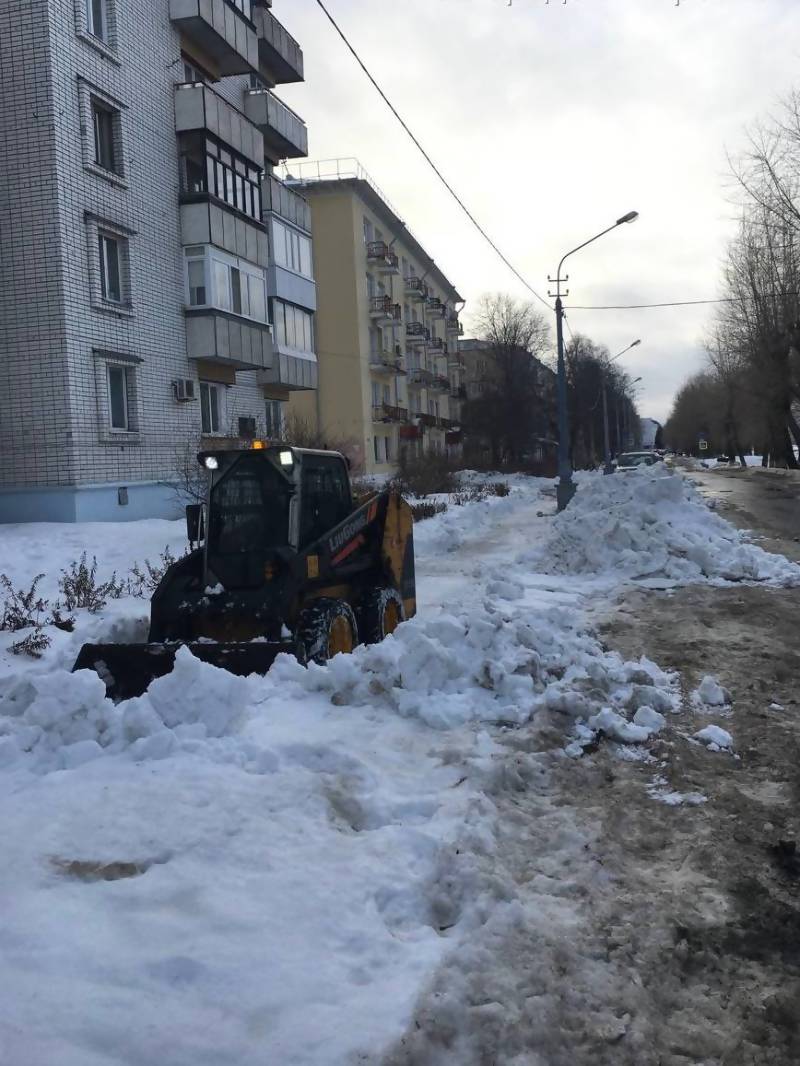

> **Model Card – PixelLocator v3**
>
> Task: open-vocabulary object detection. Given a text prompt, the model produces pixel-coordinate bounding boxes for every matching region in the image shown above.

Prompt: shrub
[411,501,447,522]
[126,547,180,598]
[59,554,124,613]
[350,477,378,509]
[492,482,510,497]
[10,630,51,659]
[395,452,457,498]
[0,574,50,632]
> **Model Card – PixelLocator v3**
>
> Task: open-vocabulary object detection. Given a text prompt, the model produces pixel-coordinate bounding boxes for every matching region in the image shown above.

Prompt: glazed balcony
[367,242,400,275]
[169,0,259,77]
[244,88,308,162]
[255,5,304,84]
[174,82,264,168]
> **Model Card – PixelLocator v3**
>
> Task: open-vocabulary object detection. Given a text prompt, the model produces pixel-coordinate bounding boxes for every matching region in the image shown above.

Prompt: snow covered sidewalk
[0,467,798,1065]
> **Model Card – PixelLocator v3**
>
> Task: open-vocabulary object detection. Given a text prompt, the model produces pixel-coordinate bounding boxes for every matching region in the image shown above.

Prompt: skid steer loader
[72,444,416,700]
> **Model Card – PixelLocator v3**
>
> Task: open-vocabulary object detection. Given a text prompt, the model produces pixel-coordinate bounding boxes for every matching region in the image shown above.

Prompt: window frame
[98,232,123,304]
[200,381,224,435]
[86,0,107,41]
[92,98,118,174]
[180,133,263,223]
[107,364,129,432]
[184,245,268,325]
[271,298,315,356]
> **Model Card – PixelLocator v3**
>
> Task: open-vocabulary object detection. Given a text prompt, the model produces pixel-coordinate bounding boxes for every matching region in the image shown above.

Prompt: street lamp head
[631,339,642,348]
[633,376,643,383]
[616,211,639,225]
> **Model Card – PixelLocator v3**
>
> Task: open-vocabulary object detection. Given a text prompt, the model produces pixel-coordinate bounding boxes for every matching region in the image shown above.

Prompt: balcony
[244,89,308,163]
[407,368,434,389]
[428,336,445,354]
[405,276,427,301]
[449,351,465,369]
[169,0,259,77]
[450,385,467,400]
[181,201,269,268]
[258,349,317,391]
[369,296,400,324]
[425,297,446,318]
[406,322,427,345]
[429,375,451,393]
[372,403,408,424]
[185,309,273,371]
[255,5,304,85]
[174,83,263,168]
[263,174,311,231]
[367,242,400,275]
[399,425,423,441]
[446,313,463,335]
[369,350,403,374]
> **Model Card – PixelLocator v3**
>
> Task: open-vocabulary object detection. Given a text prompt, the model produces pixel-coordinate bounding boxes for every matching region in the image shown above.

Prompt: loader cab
[197,446,353,589]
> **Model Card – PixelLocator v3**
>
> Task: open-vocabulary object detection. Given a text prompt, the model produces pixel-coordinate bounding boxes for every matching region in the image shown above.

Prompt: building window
[98,233,123,303]
[92,99,119,173]
[363,217,373,246]
[272,299,314,355]
[107,364,129,430]
[86,0,108,41]
[180,134,262,222]
[200,382,222,434]
[182,57,207,83]
[374,436,381,463]
[265,400,284,439]
[272,220,313,279]
[184,246,267,323]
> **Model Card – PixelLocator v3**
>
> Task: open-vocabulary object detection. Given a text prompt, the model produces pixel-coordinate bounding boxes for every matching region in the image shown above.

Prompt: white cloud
[276,0,799,421]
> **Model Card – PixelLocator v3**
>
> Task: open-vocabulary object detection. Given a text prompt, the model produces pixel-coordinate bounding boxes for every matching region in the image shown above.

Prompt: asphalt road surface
[685,466,800,563]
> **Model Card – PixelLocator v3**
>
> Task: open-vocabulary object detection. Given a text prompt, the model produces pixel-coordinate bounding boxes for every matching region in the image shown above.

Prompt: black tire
[295,598,359,665]
[359,587,405,645]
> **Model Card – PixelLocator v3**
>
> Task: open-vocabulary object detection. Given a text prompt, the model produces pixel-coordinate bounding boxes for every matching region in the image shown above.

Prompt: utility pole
[548,211,639,511]
[603,340,642,474]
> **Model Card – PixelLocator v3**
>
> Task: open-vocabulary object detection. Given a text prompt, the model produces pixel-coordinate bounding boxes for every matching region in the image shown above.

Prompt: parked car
[615,451,661,471]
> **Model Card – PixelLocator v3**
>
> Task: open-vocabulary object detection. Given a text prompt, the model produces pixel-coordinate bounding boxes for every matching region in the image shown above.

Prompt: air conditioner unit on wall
[173,379,197,402]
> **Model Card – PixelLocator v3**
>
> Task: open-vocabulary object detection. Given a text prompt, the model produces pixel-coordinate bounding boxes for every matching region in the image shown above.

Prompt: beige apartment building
[285,161,464,474]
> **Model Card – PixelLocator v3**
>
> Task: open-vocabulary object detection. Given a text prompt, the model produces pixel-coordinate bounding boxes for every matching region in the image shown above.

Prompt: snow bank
[524,466,800,586]
[694,724,734,752]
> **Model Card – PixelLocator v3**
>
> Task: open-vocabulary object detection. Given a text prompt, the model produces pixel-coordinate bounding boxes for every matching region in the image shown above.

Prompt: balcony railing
[429,375,450,392]
[446,313,463,335]
[369,296,401,322]
[263,174,311,230]
[372,403,408,424]
[416,413,459,430]
[255,5,304,84]
[450,385,467,400]
[244,89,308,163]
[425,297,446,318]
[449,351,465,368]
[369,351,403,373]
[406,321,427,343]
[405,276,428,300]
[428,337,445,352]
[367,241,399,273]
[407,368,435,388]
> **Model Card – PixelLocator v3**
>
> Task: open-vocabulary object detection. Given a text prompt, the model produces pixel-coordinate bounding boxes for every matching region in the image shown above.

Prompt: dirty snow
[694,724,735,752]
[692,674,732,709]
[0,468,789,1064]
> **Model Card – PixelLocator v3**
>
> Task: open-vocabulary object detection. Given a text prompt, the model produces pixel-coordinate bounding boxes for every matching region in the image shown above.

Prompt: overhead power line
[566,292,800,310]
[313,0,552,312]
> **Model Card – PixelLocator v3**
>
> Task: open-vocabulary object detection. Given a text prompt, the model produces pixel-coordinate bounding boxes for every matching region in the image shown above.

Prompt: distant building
[0,0,316,522]
[285,161,463,474]
[639,418,662,450]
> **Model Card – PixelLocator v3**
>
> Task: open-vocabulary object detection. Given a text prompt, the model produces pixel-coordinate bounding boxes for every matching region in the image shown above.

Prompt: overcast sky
[276,0,799,422]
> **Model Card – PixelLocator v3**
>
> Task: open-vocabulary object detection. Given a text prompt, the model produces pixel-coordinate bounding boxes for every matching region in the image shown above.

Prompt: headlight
[204,456,219,470]
[279,450,294,467]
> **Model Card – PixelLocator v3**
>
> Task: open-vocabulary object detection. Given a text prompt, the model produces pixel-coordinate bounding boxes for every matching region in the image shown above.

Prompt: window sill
[92,299,134,319]
[99,430,141,446]
[85,161,128,190]
[76,29,121,66]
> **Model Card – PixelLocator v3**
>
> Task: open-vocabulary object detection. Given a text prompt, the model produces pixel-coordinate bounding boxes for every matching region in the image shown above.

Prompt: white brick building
[0,0,316,521]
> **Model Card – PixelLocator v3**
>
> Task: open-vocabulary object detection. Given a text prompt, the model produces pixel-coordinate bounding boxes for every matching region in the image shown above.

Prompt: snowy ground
[1,466,798,1065]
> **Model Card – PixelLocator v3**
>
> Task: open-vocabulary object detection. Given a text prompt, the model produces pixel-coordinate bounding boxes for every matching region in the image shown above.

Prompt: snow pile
[691,674,732,711]
[525,466,800,586]
[694,724,734,753]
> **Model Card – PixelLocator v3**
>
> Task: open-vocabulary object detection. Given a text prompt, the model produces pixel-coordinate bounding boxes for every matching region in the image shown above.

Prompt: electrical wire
[313,0,553,312]
[565,292,800,310]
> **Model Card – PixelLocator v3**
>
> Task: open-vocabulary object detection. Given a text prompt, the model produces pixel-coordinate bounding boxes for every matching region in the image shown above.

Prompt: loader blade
[72,641,295,701]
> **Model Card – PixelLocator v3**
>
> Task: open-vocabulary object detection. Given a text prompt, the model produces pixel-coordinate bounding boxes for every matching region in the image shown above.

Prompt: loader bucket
[72,641,295,702]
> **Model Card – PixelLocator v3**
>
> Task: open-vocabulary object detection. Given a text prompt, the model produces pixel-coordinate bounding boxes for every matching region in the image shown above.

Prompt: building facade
[0,0,316,522]
[285,162,464,475]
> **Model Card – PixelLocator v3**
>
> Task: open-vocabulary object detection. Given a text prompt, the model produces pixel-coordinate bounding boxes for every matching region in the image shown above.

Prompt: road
[684,466,800,563]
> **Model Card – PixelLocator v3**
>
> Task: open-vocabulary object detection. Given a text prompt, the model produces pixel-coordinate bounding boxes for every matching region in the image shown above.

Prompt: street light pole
[549,211,639,511]
[602,339,641,474]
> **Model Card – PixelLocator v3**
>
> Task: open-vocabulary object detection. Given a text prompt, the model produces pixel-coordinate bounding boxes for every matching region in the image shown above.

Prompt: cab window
[300,457,352,547]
